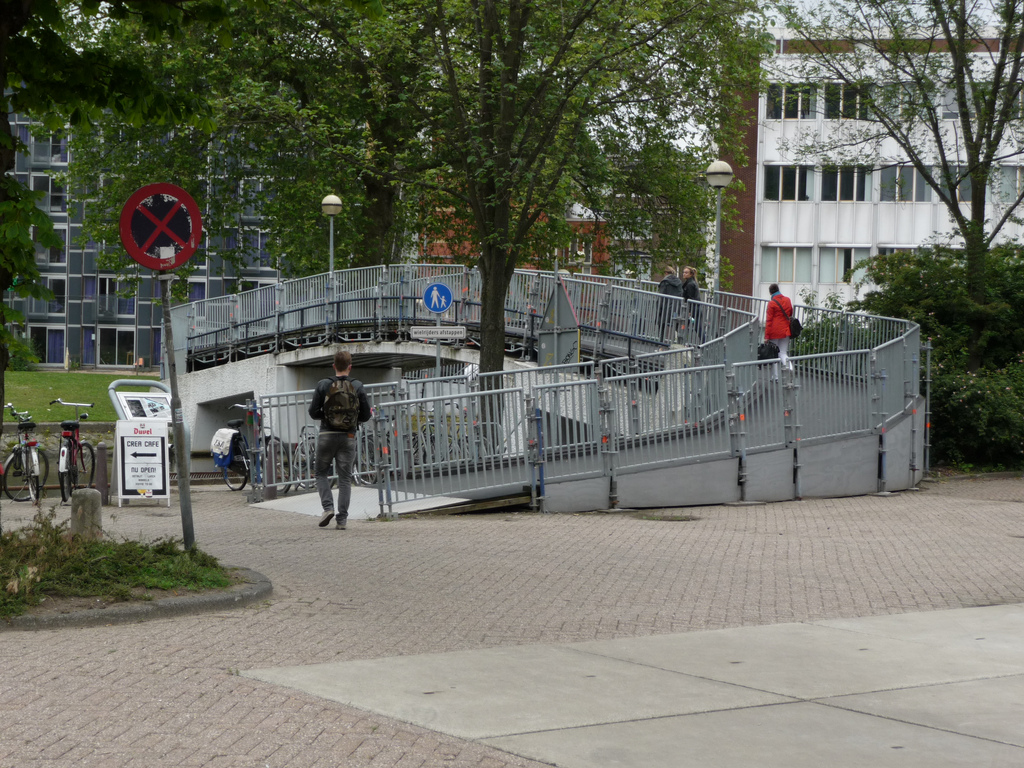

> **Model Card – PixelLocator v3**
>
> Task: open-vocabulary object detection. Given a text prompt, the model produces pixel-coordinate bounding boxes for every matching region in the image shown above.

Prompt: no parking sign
[119,183,203,270]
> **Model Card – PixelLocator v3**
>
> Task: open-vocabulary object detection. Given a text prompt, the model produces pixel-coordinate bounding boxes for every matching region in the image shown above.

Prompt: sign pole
[120,182,202,548]
[435,312,441,378]
[159,274,195,549]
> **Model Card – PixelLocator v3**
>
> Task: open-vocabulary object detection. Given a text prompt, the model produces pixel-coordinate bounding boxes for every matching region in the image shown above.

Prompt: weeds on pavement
[0,511,230,619]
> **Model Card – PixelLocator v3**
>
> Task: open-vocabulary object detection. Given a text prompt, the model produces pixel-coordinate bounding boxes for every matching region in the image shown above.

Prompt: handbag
[772,296,802,339]
[757,341,780,361]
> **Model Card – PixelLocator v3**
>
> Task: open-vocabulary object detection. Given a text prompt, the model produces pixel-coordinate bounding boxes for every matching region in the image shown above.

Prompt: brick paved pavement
[0,476,1021,767]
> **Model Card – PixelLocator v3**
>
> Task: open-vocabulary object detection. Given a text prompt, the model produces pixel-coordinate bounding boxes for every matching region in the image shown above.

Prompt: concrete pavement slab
[825,675,1024,748]
[243,644,794,739]
[251,486,470,520]
[814,604,1024,664]
[566,620,1024,699]
[482,700,1024,768]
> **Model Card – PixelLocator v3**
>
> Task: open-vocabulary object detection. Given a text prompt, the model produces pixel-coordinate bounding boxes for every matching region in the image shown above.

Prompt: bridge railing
[173,264,917,372]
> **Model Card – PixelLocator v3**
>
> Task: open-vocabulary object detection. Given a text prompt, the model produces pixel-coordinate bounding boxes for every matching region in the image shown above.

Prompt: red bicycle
[49,398,96,503]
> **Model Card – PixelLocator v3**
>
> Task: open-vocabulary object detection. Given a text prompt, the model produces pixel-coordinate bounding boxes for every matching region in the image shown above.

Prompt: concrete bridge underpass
[170,265,927,514]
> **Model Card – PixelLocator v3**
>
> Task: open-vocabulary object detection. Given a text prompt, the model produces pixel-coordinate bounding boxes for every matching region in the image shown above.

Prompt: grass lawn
[3,371,161,423]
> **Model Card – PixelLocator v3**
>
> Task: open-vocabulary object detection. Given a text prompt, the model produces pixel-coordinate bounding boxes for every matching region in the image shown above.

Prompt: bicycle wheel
[352,432,375,486]
[77,441,95,489]
[223,454,249,491]
[266,436,292,493]
[3,451,33,502]
[59,458,76,503]
[290,438,316,491]
[31,450,49,502]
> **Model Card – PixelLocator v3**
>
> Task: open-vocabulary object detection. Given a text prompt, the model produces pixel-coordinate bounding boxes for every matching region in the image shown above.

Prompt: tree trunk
[478,245,514,374]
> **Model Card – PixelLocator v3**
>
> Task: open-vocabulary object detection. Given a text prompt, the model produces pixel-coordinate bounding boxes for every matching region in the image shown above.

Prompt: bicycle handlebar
[49,399,95,407]
[6,403,31,421]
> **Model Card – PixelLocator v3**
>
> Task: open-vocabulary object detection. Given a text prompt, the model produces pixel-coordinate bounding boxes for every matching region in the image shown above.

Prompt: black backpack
[323,377,360,431]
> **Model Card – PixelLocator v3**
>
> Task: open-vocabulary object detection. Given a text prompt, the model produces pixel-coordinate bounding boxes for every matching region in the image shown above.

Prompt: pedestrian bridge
[170,265,927,514]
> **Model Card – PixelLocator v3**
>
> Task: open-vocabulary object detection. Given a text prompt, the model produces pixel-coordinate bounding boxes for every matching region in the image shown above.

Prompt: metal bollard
[95,442,109,505]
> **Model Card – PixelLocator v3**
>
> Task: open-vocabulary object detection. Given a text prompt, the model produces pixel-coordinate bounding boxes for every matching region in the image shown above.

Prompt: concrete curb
[1,567,272,632]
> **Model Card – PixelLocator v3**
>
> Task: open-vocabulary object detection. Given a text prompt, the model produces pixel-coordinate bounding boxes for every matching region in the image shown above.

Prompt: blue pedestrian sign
[423,282,454,314]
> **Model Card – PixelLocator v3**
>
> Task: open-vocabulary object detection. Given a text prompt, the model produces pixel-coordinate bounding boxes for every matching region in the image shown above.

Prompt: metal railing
[175,265,917,370]
[194,263,926,512]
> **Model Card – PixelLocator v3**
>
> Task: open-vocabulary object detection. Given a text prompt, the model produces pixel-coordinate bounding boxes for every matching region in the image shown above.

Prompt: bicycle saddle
[18,421,36,431]
[227,419,244,429]
[60,420,79,430]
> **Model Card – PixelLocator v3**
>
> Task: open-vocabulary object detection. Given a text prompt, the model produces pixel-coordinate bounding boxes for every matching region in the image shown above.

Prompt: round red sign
[119,183,203,271]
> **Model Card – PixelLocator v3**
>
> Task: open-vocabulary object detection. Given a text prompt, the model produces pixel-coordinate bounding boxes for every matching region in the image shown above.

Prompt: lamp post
[321,194,342,327]
[321,194,342,275]
[706,160,733,295]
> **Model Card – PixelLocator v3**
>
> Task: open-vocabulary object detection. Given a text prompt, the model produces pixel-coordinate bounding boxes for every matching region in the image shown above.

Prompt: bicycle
[2,403,50,502]
[291,423,365,489]
[49,398,96,503]
[289,425,320,491]
[218,403,289,492]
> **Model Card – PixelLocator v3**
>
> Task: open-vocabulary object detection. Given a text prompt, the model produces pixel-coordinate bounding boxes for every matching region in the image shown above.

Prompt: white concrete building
[735,29,1024,306]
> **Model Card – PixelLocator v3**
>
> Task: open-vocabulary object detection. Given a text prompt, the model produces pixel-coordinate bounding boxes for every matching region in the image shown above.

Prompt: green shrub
[7,335,40,372]
[850,245,1024,469]
[929,357,1024,469]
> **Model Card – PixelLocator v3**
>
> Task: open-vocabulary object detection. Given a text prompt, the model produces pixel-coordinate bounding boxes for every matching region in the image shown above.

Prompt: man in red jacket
[765,283,794,380]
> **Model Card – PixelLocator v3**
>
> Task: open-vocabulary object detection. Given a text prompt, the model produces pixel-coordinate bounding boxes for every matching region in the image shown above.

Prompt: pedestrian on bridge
[657,267,684,341]
[309,349,372,529]
[765,284,794,381]
[681,266,704,343]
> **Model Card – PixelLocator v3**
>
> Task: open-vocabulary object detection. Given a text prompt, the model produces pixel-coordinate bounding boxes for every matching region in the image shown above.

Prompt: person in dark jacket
[765,283,794,380]
[308,349,372,529]
[680,266,703,343]
[656,267,684,340]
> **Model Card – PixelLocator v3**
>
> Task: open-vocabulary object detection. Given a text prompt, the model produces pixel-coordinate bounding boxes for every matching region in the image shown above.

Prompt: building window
[82,328,96,366]
[766,84,815,119]
[83,276,97,298]
[762,247,812,283]
[188,282,206,303]
[880,165,931,202]
[821,167,872,201]
[764,165,812,201]
[50,135,68,163]
[48,279,66,313]
[152,328,162,367]
[99,328,136,366]
[877,246,914,257]
[820,247,869,283]
[1000,165,1024,203]
[97,277,135,316]
[31,174,65,212]
[30,328,66,365]
[940,88,959,120]
[824,83,870,120]
[243,229,272,268]
[48,227,67,264]
[955,165,973,202]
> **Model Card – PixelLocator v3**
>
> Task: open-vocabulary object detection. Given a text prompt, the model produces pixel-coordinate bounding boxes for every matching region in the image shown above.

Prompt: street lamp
[321,194,342,275]
[706,160,733,295]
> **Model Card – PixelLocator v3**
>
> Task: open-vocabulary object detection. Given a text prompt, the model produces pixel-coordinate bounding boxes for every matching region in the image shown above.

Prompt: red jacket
[765,293,794,341]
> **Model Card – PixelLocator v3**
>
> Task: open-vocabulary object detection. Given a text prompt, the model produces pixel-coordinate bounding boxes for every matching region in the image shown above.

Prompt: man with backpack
[308,349,372,529]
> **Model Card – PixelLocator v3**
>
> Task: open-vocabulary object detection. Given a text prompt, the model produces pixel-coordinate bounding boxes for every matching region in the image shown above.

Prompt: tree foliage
[420,0,767,371]
[773,0,1024,371]
[66,0,420,284]
[67,0,766,375]
[1,0,238,427]
[850,245,1024,467]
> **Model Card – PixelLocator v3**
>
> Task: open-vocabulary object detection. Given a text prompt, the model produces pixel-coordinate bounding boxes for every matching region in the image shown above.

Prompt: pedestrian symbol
[423,283,453,314]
